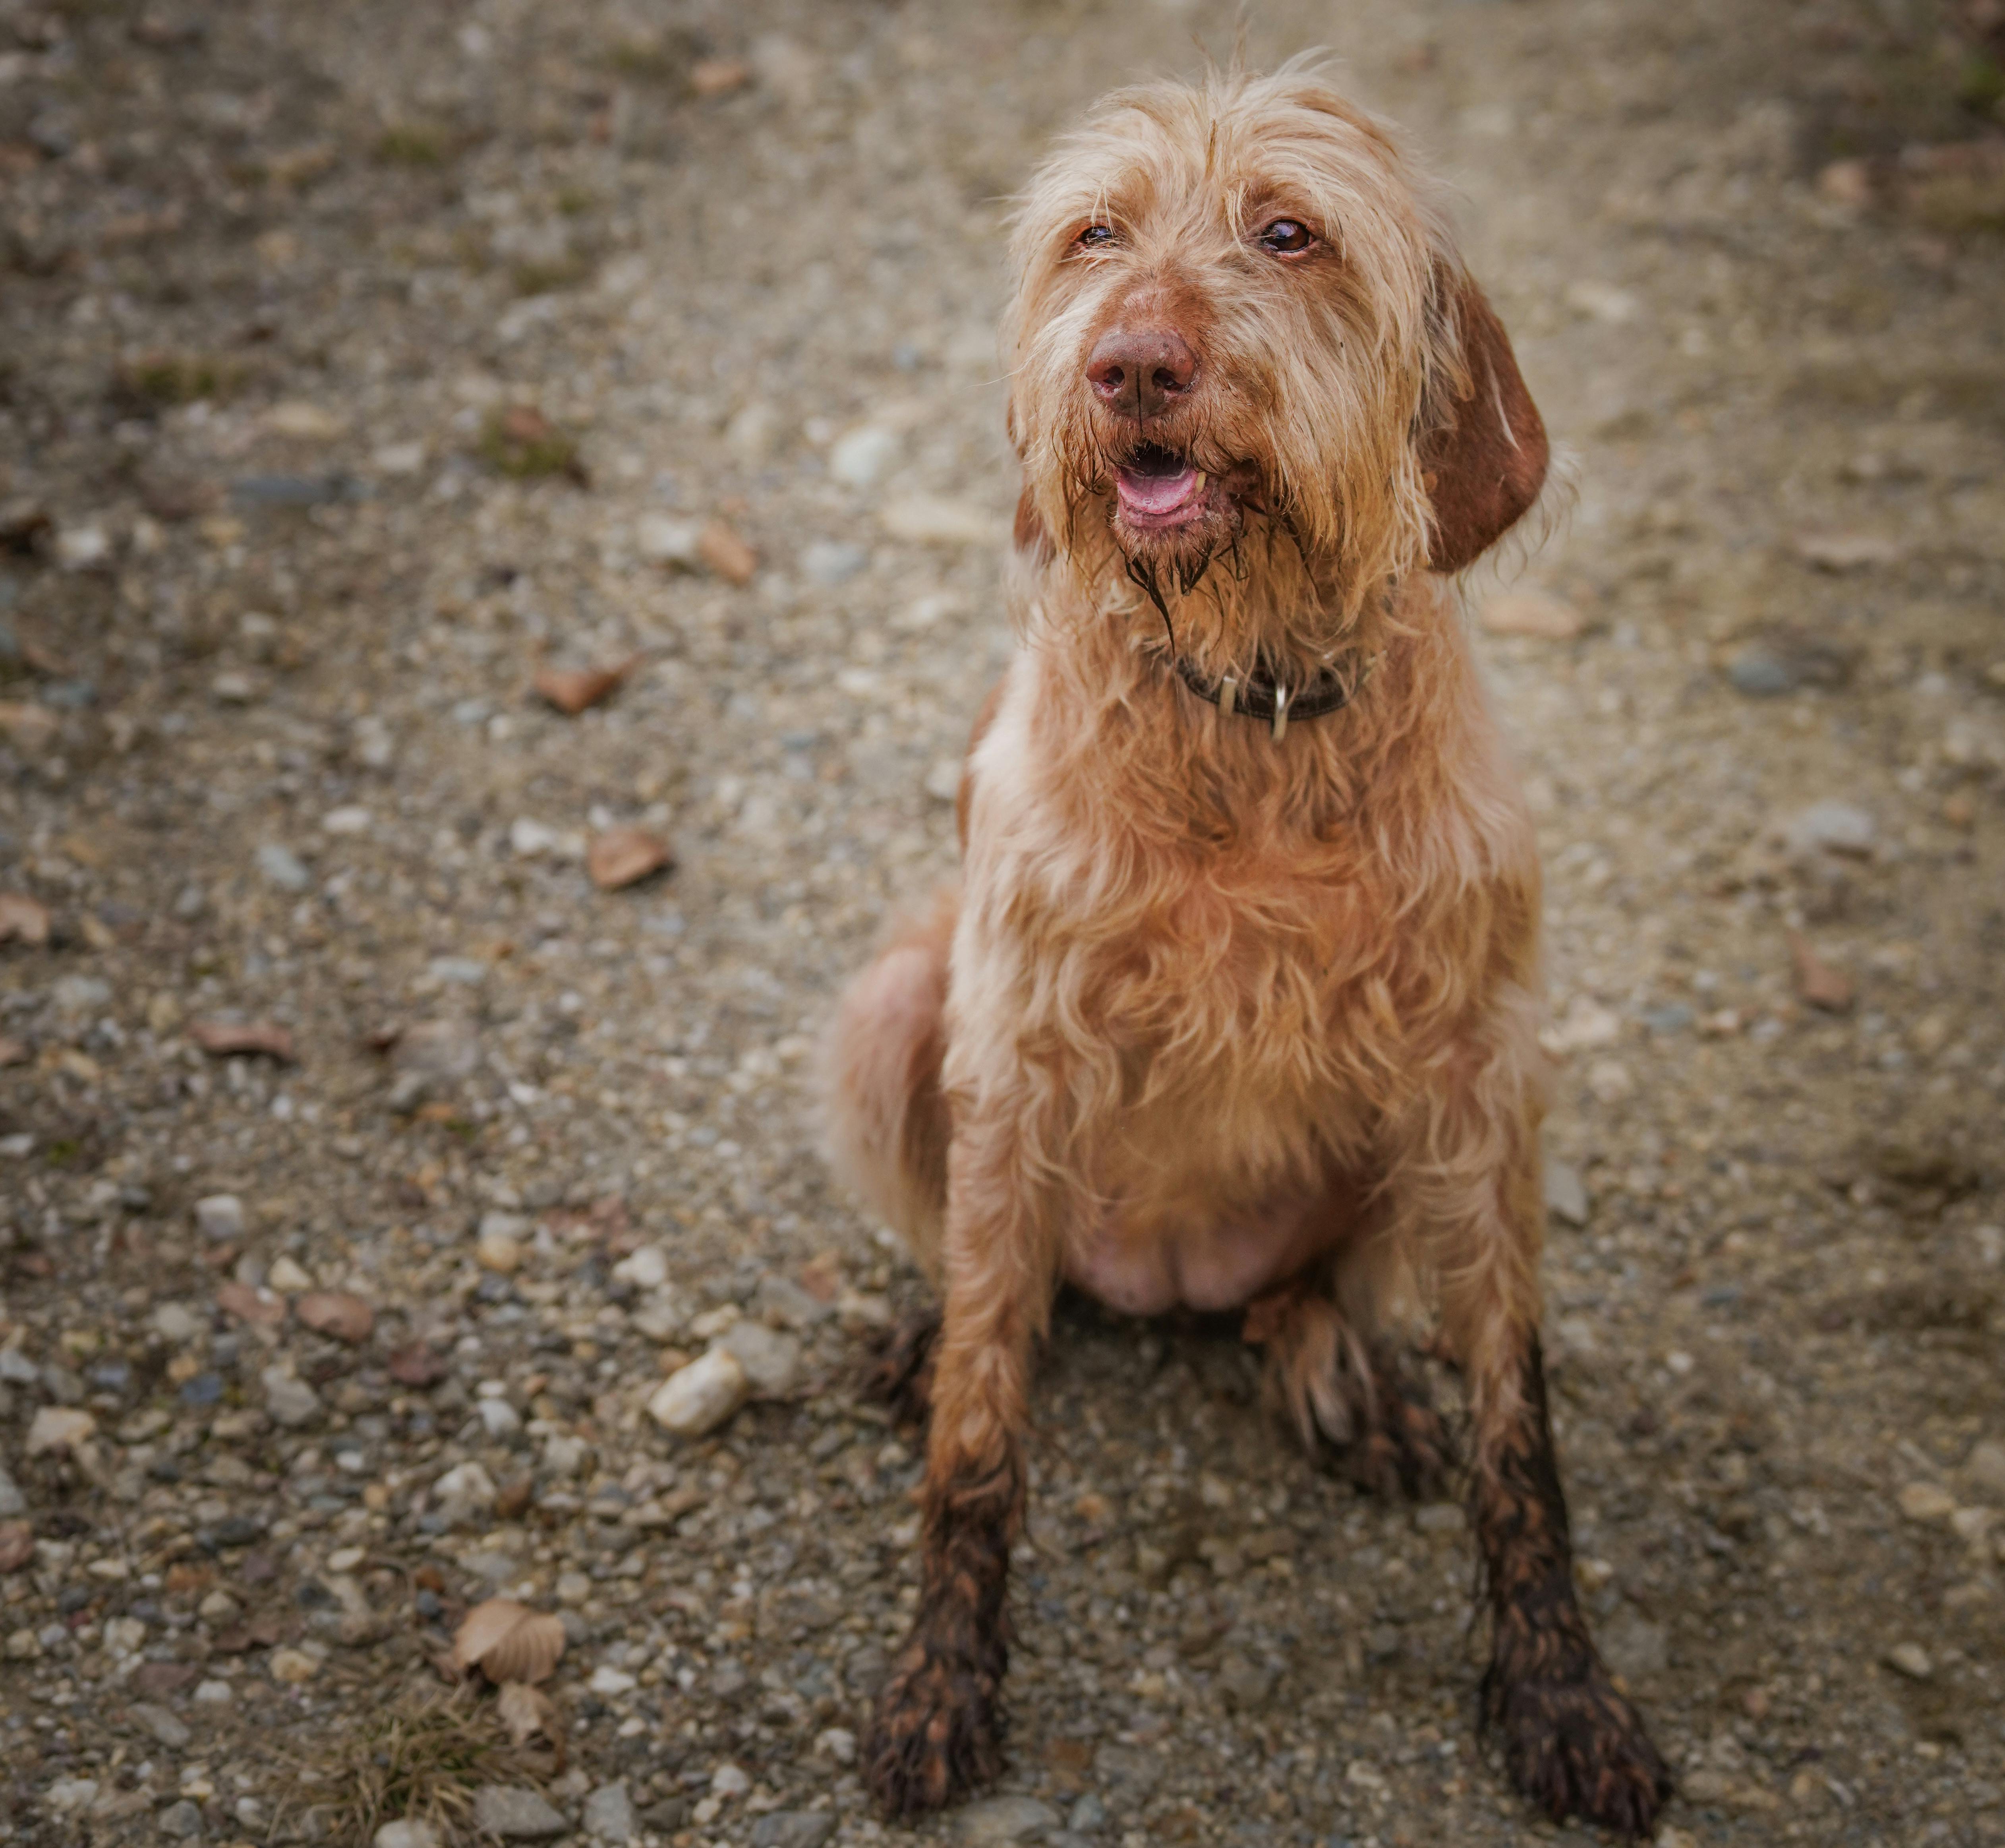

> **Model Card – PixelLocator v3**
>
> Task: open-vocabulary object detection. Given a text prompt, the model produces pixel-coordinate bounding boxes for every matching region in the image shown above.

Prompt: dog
[824,59,1671,1839]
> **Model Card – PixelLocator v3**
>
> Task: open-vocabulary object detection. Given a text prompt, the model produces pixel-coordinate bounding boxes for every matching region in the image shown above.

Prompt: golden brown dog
[825,59,1670,1838]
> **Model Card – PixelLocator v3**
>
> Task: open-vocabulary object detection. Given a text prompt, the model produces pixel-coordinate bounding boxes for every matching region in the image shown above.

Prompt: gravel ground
[2,1,2003,1846]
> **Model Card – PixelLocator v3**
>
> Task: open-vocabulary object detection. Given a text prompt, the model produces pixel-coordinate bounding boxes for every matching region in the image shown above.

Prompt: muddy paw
[862,1306,940,1431]
[865,1633,1004,1818]
[1337,1382,1457,1502]
[1485,1662,1672,1838]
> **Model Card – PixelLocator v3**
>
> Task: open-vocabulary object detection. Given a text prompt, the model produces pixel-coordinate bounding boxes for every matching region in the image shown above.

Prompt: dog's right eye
[1075,224,1116,250]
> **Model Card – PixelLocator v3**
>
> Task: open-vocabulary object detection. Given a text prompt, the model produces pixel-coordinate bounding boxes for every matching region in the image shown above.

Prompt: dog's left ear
[1419,271,1548,574]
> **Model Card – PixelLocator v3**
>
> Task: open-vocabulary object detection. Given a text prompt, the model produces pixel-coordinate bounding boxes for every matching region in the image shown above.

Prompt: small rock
[433,1461,498,1526]
[697,519,756,584]
[192,1678,234,1703]
[128,1701,192,1748]
[750,1812,836,1848]
[958,1795,1060,1843]
[256,842,311,892]
[1067,1794,1107,1833]
[1414,1502,1466,1534]
[1586,1058,1634,1104]
[55,524,110,571]
[373,1823,444,1848]
[194,1195,246,1242]
[476,1212,528,1272]
[801,539,869,585]
[1481,590,1582,640]
[717,1321,802,1397]
[611,1245,669,1290]
[1898,1482,1956,1524]
[153,1301,206,1343]
[647,1347,750,1436]
[1787,931,1855,1013]
[829,425,902,489]
[1599,1606,1669,1681]
[588,1665,637,1697]
[476,1397,522,1440]
[1544,1160,1589,1227]
[1967,1441,2005,1498]
[25,1406,95,1456]
[636,513,704,568]
[294,1291,374,1345]
[1216,1650,1278,1711]
[1885,1641,1932,1681]
[261,1368,321,1429]
[472,1786,570,1840]
[0,1466,24,1520]
[1783,799,1875,860]
[1726,646,1794,697]
[267,1256,314,1293]
[881,493,1007,546]
[583,1780,637,1842]
[587,827,673,891]
[710,1763,751,1796]
[1793,530,1899,571]
[268,1646,320,1683]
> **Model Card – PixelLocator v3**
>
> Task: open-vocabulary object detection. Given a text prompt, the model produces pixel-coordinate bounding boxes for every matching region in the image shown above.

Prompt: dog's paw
[1485,1661,1672,1838]
[865,1631,1004,1818]
[862,1307,941,1431]
[1334,1381,1456,1502]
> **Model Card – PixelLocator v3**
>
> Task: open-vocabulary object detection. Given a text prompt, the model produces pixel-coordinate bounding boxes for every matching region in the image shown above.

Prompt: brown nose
[1087,326,1196,422]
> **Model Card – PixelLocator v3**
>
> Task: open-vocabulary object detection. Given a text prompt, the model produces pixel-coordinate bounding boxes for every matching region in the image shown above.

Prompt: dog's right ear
[1419,271,1548,574]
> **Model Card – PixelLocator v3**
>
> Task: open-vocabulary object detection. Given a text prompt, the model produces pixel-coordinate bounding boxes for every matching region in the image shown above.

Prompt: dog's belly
[1062,1170,1353,1317]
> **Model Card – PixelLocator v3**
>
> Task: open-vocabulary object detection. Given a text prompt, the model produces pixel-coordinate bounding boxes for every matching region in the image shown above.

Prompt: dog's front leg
[864,1104,1056,1817]
[1409,1016,1672,1839]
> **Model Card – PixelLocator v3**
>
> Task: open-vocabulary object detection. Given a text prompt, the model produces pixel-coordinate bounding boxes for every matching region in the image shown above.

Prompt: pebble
[717,1320,803,1397]
[647,1347,750,1436]
[583,1780,636,1842]
[321,804,371,836]
[636,513,704,569]
[256,842,311,891]
[127,1702,191,1749]
[1544,1159,1589,1227]
[261,1367,321,1429]
[750,1812,837,1848]
[1897,1482,1956,1524]
[1967,1441,2005,1498]
[194,1195,246,1242]
[476,1214,528,1273]
[0,1465,23,1519]
[433,1461,498,1523]
[880,492,1007,546]
[193,1678,234,1704]
[610,1244,669,1290]
[154,1301,205,1343]
[801,539,869,585]
[268,1646,320,1682]
[829,425,902,489]
[958,1795,1061,1843]
[26,1405,96,1456]
[1586,1058,1634,1104]
[1726,646,1793,697]
[710,1763,752,1797]
[473,1786,570,1840]
[1885,1641,1933,1681]
[267,1256,314,1293]
[373,1823,443,1848]
[1598,1606,1669,1680]
[1782,799,1875,859]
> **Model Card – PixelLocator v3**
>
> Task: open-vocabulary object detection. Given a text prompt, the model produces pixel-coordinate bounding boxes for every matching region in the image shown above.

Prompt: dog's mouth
[1114,443,1211,529]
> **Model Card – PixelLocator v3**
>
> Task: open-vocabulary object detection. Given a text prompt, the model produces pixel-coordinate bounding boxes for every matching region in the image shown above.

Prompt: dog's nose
[1087,327,1196,421]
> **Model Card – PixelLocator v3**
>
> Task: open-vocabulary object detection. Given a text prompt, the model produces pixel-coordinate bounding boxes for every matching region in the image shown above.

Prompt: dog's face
[1004,66,1547,643]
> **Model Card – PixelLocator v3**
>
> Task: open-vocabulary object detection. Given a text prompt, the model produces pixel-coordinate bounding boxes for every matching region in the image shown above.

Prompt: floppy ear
[1419,273,1548,574]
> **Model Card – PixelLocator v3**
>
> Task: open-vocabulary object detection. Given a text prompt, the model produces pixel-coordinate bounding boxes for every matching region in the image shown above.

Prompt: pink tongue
[1118,464,1199,516]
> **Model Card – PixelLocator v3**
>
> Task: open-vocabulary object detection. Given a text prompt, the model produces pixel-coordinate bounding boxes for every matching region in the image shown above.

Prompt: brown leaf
[1788,930,1855,1013]
[450,1598,567,1685]
[532,654,638,716]
[216,1281,287,1327]
[189,1019,296,1062]
[497,1680,568,1769]
[0,892,51,947]
[294,1290,374,1345]
[587,827,674,892]
[387,1342,447,1388]
[0,1521,33,1574]
[696,518,757,585]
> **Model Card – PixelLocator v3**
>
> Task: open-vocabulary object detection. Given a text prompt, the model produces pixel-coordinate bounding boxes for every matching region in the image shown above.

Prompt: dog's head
[1004,62,1547,646]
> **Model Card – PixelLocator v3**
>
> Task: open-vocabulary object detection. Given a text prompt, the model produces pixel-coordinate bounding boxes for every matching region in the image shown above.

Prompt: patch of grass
[375,122,452,168]
[605,33,696,81]
[477,405,587,484]
[44,1140,81,1167]
[1959,52,2005,118]
[113,351,246,410]
[279,1687,541,1846]
[509,255,591,297]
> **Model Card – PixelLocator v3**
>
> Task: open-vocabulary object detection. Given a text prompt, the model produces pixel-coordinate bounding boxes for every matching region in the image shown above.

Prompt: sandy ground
[1,1,2003,1845]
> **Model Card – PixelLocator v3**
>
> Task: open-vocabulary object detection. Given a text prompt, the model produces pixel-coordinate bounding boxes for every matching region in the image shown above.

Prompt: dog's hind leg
[1399,999,1671,1839]
[1245,1265,1455,1501]
[864,1306,942,1432]
[823,890,955,1282]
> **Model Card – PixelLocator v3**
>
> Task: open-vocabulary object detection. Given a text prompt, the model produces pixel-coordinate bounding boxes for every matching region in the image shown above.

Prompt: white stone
[321,805,372,836]
[434,1461,498,1510]
[635,513,704,568]
[374,1821,444,1848]
[828,425,901,489]
[262,1368,321,1429]
[194,1194,246,1242]
[1544,1160,1589,1227]
[880,493,1007,546]
[26,1407,96,1456]
[611,1244,669,1290]
[647,1348,750,1438]
[153,1301,206,1343]
[588,1665,638,1696]
[717,1321,802,1397]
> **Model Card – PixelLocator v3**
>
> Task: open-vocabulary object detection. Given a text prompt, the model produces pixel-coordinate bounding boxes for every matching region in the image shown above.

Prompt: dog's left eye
[1076,224,1117,250]
[1258,219,1315,256]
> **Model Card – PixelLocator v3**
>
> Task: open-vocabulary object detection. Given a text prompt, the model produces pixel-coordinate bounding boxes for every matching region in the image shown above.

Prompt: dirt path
[1,2,2002,1846]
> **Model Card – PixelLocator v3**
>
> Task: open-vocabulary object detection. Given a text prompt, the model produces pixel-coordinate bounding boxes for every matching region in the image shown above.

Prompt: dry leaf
[295,1290,375,1345]
[1788,930,1855,1013]
[0,892,51,947]
[532,654,638,716]
[216,1281,287,1327]
[696,518,757,585]
[0,1521,33,1574]
[189,1018,297,1062]
[497,1680,567,1770]
[449,1598,567,1685]
[587,827,674,892]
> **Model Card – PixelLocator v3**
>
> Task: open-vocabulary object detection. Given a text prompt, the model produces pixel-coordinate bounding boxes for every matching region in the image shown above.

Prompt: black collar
[1172,651,1376,740]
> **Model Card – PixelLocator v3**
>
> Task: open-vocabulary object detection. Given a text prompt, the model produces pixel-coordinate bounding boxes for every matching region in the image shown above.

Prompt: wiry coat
[826,59,1670,1840]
